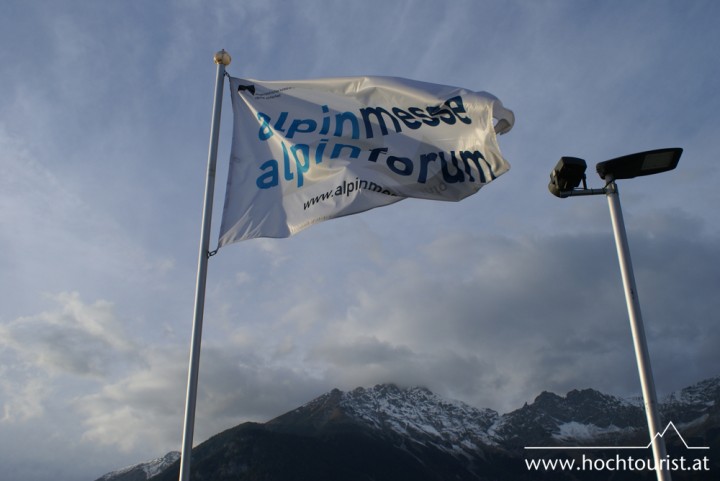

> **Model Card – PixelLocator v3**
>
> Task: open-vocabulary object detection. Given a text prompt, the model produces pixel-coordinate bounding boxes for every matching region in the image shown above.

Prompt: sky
[1,1,719,480]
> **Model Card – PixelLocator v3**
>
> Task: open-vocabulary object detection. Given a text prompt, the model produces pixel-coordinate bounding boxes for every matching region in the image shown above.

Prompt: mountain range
[96,377,719,481]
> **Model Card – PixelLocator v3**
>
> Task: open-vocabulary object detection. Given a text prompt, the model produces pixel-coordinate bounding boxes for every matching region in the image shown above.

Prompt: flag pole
[178,49,231,481]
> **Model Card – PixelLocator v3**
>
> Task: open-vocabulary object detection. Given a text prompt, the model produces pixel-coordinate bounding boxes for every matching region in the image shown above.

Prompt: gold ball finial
[214,50,231,66]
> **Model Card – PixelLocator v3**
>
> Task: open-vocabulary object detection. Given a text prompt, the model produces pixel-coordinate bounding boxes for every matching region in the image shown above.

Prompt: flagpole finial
[214,50,231,66]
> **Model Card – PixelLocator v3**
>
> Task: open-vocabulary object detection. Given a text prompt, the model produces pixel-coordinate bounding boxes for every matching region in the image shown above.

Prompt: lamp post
[548,148,683,481]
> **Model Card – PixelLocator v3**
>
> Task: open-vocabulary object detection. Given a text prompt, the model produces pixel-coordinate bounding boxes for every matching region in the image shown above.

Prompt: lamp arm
[557,187,609,197]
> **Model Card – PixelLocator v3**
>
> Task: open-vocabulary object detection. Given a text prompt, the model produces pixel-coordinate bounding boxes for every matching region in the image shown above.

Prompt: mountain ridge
[96,452,180,481]
[95,376,719,481]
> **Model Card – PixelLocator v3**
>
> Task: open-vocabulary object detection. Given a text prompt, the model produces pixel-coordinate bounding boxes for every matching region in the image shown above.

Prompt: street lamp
[548,148,683,481]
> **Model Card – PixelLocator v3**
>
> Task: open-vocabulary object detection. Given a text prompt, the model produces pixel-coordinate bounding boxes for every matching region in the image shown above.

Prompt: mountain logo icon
[525,421,710,451]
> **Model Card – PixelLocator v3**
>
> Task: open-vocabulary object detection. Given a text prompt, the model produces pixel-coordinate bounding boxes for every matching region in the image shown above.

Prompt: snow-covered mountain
[94,451,179,481]
[273,378,718,452]
[271,384,501,458]
[96,377,719,481]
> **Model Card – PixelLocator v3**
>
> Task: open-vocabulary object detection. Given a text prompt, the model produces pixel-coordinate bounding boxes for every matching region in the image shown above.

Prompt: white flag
[218,75,514,245]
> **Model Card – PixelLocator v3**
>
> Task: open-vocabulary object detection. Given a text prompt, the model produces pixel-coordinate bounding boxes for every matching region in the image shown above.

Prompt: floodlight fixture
[548,156,587,198]
[596,148,682,181]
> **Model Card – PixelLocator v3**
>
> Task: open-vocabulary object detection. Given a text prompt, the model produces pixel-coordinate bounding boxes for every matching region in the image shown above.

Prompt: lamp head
[596,148,682,181]
[549,157,587,198]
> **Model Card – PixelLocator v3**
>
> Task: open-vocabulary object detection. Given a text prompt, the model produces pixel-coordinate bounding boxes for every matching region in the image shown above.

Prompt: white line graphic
[524,421,710,450]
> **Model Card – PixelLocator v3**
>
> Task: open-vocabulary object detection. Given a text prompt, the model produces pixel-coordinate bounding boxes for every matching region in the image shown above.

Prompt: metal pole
[605,180,671,481]
[178,50,231,481]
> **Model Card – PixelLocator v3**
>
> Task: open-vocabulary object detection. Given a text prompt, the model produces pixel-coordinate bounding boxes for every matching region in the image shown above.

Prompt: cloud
[74,343,329,451]
[1,378,49,423]
[0,292,139,425]
[74,346,187,451]
[284,209,720,412]
[3,209,714,456]
[0,292,136,378]
[175,206,720,418]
